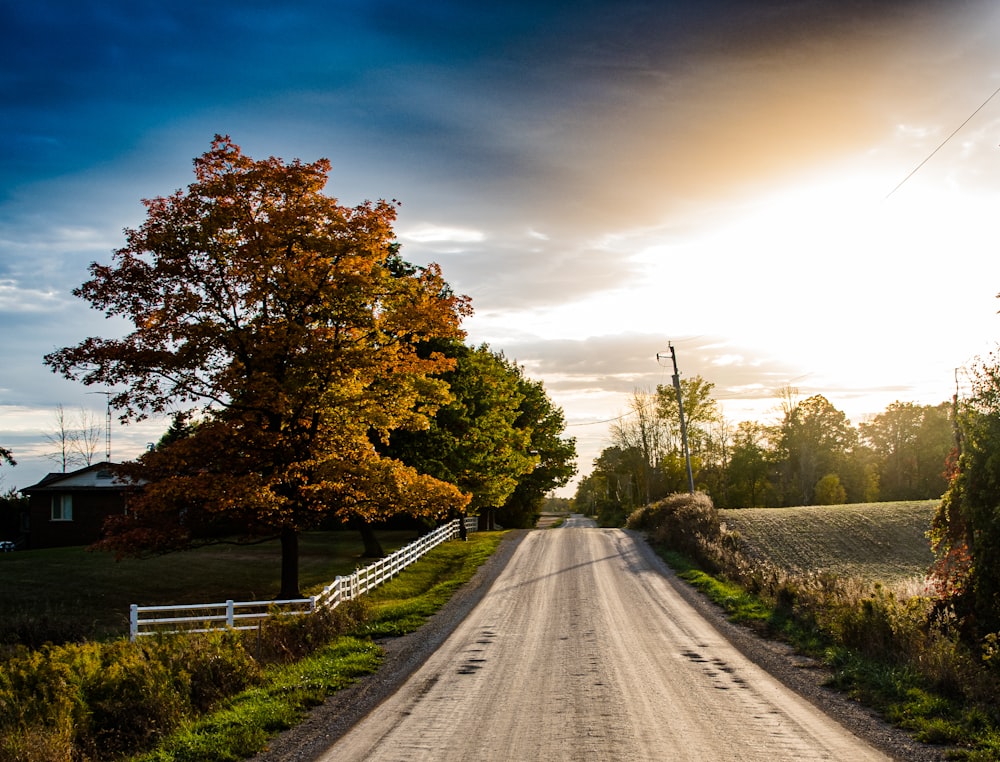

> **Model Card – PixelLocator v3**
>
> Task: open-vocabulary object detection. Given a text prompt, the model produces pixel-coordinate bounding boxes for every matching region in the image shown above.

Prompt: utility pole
[658,343,694,494]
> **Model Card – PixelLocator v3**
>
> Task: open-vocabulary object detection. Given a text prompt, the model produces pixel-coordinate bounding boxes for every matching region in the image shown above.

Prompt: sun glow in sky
[3,1,1000,495]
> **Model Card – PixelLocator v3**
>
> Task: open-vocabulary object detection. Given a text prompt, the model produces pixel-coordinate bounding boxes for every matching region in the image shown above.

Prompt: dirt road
[318,518,889,761]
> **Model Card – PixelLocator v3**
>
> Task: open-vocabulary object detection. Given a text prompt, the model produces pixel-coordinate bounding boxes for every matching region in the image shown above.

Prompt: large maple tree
[45,136,471,597]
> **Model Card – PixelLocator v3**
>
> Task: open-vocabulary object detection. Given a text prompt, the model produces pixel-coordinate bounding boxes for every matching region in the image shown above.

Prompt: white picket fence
[129,517,477,640]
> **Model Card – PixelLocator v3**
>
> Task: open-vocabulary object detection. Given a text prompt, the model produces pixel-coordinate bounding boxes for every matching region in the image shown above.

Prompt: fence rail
[130,517,478,640]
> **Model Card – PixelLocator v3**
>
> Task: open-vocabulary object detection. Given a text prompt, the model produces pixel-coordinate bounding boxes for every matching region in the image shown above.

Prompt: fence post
[130,604,138,641]
[226,599,235,628]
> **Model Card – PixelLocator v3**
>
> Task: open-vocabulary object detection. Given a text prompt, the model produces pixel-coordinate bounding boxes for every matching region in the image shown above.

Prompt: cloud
[400,224,485,244]
[0,280,63,314]
[3,0,998,498]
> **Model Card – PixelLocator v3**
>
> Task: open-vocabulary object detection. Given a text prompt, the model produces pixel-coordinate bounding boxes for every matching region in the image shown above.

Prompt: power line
[885,83,1000,199]
[568,412,632,427]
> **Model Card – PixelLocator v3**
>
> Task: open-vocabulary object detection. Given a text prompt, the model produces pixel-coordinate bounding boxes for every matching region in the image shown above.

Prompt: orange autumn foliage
[46,137,471,596]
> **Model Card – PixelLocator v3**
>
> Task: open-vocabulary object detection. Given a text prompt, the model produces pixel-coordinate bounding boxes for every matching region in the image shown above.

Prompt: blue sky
[3,0,1000,494]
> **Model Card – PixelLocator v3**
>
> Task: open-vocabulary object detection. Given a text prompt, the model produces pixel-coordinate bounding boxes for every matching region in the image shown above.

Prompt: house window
[51,494,73,521]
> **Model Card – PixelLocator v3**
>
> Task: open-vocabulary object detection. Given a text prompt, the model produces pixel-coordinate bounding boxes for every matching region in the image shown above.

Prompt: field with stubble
[719,500,939,584]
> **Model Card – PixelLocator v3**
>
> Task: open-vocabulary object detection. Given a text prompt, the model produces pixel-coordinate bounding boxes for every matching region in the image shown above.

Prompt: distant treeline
[577,380,952,525]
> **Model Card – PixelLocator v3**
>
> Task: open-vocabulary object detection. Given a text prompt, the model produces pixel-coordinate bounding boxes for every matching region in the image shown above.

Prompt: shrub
[157,631,262,713]
[626,492,721,564]
[77,640,192,757]
[813,473,846,505]
[0,644,85,761]
[250,599,369,665]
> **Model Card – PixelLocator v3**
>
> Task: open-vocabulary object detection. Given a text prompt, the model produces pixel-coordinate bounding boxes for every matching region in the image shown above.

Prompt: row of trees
[575,378,955,525]
[44,137,575,598]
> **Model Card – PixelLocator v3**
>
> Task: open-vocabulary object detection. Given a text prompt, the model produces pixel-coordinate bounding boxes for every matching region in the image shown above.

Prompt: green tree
[654,375,721,495]
[155,411,200,450]
[813,473,847,505]
[496,368,577,529]
[385,343,536,531]
[610,389,666,505]
[573,471,610,523]
[725,421,774,507]
[775,395,856,505]
[913,402,954,497]
[860,401,952,500]
[44,137,471,598]
[576,445,647,526]
[655,375,721,458]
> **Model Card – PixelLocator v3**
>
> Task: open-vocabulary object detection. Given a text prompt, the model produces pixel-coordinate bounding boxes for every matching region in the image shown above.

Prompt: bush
[0,645,85,761]
[155,631,262,713]
[250,599,368,665]
[77,640,192,757]
[626,492,721,564]
[813,473,847,505]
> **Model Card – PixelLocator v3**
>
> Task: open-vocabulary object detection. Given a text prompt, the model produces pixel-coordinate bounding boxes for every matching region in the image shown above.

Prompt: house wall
[27,490,126,549]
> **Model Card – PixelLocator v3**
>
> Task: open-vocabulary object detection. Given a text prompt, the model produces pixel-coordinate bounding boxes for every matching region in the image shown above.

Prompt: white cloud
[0,279,63,313]
[400,224,486,244]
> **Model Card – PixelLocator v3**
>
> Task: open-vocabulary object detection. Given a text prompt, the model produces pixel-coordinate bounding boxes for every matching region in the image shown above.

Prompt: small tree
[44,404,75,472]
[813,473,846,505]
[70,407,106,466]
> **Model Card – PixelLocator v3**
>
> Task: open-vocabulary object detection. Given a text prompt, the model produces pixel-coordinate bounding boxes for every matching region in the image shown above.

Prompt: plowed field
[719,500,938,583]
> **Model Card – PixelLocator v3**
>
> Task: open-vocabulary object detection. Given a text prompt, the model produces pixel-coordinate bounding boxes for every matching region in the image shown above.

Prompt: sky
[2,0,1000,496]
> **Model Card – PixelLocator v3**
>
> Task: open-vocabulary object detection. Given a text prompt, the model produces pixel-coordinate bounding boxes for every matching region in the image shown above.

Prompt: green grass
[720,500,937,583]
[0,530,426,642]
[135,531,507,761]
[661,550,772,627]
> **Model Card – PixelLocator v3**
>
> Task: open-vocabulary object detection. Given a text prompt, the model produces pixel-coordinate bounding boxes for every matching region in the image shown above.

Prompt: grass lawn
[0,529,423,642]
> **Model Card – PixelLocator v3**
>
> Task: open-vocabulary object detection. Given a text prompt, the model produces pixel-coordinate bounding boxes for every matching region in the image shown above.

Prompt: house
[21,463,130,549]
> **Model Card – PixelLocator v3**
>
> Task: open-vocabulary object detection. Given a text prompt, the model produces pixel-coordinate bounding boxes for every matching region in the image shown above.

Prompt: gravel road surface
[255,518,945,761]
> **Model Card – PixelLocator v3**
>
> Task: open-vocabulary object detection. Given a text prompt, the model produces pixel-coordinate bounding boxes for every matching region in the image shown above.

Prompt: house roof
[22,463,130,492]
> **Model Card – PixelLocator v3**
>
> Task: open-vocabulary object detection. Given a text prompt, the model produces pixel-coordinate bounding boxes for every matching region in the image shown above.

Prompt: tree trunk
[357,520,384,558]
[278,526,301,599]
